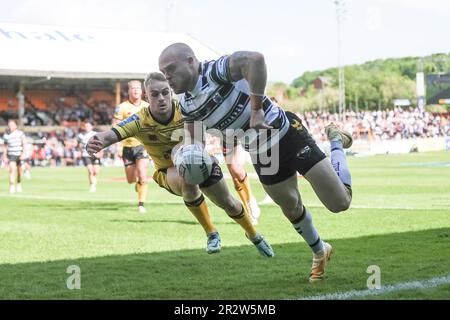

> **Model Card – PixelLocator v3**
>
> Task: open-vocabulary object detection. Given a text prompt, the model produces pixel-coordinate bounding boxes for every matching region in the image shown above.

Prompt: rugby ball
[175,144,213,185]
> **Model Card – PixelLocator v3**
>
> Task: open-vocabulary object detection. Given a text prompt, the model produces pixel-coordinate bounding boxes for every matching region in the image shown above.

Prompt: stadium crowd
[1,127,121,169]
[302,107,449,144]
[0,100,113,127]
[1,107,448,168]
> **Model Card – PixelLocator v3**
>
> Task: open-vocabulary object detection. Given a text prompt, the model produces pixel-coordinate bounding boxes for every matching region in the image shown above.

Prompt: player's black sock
[138,202,144,207]
[292,206,324,254]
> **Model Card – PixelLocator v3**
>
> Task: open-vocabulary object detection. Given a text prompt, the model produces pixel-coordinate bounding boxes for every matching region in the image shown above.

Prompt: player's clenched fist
[86,135,103,158]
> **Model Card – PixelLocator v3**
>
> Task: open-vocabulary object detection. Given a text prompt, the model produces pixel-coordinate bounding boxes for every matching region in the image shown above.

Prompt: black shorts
[153,159,223,195]
[122,146,149,167]
[199,158,224,189]
[82,156,100,166]
[252,111,326,185]
[7,155,23,166]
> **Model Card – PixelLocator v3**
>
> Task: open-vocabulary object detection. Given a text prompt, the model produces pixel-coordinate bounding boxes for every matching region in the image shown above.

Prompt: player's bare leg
[124,164,137,184]
[93,164,99,182]
[135,158,149,213]
[166,167,220,253]
[16,161,23,192]
[86,164,96,192]
[23,161,31,179]
[303,159,351,213]
[201,177,274,257]
[226,146,260,225]
[303,123,353,213]
[262,174,331,281]
[8,161,17,193]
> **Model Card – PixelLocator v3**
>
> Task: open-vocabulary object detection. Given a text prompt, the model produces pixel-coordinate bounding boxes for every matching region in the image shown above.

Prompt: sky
[0,0,449,84]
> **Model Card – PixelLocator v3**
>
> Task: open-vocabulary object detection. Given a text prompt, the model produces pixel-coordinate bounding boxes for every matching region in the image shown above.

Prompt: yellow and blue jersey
[112,101,184,170]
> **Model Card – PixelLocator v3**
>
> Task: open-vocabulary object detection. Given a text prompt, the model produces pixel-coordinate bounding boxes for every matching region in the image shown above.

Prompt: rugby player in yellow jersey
[86,72,274,257]
[113,80,150,213]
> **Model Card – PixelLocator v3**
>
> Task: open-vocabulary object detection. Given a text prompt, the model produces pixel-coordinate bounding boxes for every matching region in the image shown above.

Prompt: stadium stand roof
[0,23,221,79]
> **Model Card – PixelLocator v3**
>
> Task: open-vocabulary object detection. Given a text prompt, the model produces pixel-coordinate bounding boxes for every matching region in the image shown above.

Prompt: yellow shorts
[152,168,177,195]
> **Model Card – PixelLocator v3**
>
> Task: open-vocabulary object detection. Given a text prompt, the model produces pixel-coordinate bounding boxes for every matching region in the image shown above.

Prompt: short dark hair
[144,72,167,89]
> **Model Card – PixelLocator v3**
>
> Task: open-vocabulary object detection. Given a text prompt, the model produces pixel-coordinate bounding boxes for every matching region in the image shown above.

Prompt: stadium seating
[0,89,18,111]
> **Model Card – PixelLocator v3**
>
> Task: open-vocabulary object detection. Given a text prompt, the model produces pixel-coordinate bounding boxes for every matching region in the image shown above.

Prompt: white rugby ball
[175,144,213,185]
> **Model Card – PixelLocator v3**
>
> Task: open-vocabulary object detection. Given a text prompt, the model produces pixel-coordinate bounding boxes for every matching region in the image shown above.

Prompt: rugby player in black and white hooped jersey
[2,120,27,193]
[85,72,274,257]
[159,43,354,282]
[77,122,101,192]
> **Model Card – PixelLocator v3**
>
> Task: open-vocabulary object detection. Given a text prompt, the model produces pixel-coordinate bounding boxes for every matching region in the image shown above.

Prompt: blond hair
[127,80,142,89]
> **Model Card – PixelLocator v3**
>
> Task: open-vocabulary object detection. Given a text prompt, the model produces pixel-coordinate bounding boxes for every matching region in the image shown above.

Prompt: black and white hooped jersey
[179,56,290,154]
[2,130,25,157]
[77,131,97,158]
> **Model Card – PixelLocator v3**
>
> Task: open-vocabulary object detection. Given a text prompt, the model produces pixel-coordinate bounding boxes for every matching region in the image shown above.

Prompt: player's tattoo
[229,51,255,81]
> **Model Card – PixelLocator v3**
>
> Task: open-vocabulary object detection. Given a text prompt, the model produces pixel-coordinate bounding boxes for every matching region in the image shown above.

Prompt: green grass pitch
[0,151,449,299]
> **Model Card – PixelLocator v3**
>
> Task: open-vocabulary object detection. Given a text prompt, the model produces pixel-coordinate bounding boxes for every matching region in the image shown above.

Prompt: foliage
[272,53,450,112]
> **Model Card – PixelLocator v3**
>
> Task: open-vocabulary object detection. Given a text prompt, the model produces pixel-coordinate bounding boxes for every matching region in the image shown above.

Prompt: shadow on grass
[0,228,448,300]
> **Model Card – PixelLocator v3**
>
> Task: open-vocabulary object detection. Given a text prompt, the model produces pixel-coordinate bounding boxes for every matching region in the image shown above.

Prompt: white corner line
[297,275,450,300]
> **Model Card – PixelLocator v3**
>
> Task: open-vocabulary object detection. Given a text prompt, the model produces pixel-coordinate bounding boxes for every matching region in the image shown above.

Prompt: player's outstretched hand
[250,109,273,130]
[86,135,103,158]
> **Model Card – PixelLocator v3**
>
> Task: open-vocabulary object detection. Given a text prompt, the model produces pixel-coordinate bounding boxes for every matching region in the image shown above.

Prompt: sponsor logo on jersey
[118,114,140,127]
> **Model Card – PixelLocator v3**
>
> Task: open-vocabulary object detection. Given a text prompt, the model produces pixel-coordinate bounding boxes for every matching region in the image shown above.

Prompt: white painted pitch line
[298,275,450,300]
[0,194,437,211]
[259,202,422,210]
[0,193,180,204]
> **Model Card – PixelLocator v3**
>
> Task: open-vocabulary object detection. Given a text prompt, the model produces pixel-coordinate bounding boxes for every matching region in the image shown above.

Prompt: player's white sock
[292,206,324,254]
[330,140,352,187]
[92,176,97,185]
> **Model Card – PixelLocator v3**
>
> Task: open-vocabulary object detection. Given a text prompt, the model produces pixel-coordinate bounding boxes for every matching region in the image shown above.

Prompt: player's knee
[283,203,303,219]
[223,197,238,213]
[181,183,200,200]
[137,171,147,182]
[327,197,351,213]
[221,196,241,215]
[232,177,241,190]
[138,178,148,184]
[274,194,301,216]
[229,165,245,180]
